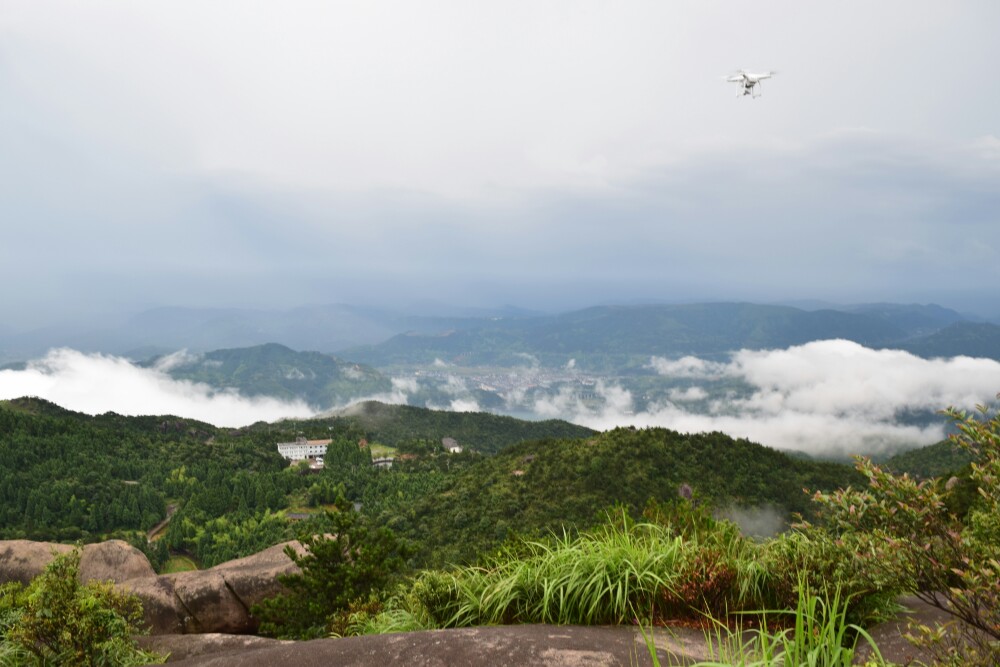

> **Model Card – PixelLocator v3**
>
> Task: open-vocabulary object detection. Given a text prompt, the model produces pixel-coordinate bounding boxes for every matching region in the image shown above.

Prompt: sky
[2,1,999,331]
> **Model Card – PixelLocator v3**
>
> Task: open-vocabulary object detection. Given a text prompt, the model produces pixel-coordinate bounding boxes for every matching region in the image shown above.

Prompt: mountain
[0,304,406,364]
[316,400,596,455]
[842,303,967,339]
[341,302,940,370]
[399,426,862,565]
[881,438,974,479]
[0,397,595,546]
[893,322,1000,361]
[148,343,392,409]
[0,300,978,369]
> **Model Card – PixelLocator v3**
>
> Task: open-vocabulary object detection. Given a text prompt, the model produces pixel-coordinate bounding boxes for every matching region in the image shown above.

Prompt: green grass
[694,585,886,667]
[161,556,198,573]
[368,443,398,458]
[418,509,766,628]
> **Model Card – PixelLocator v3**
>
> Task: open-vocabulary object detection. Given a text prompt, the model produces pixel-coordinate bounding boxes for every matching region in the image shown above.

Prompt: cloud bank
[3,341,999,457]
[0,348,314,427]
[545,340,1000,456]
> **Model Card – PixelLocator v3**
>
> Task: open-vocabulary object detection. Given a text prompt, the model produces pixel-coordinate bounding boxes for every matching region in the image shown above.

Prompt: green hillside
[151,343,393,408]
[894,322,1000,361]
[391,427,862,566]
[0,397,865,573]
[882,438,975,478]
[342,302,942,370]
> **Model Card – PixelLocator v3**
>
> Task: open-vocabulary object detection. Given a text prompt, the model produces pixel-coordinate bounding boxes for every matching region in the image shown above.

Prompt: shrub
[252,506,410,639]
[805,400,1000,666]
[0,549,161,666]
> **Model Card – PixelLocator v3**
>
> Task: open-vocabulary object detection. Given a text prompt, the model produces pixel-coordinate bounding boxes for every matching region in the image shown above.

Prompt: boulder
[0,540,74,585]
[136,633,293,663]
[212,541,303,608]
[170,570,250,635]
[120,575,187,635]
[80,540,156,584]
[0,539,304,636]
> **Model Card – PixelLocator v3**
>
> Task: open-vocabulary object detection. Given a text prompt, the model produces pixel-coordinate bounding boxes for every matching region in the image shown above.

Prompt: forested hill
[341,302,975,369]
[0,396,974,573]
[891,322,1000,361]
[146,343,392,409]
[395,427,865,566]
[0,397,591,544]
[279,401,595,455]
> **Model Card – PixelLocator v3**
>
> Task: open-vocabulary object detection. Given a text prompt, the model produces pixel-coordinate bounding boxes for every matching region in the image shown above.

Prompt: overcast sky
[3,1,999,330]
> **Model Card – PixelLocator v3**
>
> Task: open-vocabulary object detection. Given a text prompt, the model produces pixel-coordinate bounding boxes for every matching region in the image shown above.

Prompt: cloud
[152,349,200,372]
[650,356,729,380]
[0,348,313,427]
[448,398,481,413]
[667,386,709,402]
[550,341,1000,457]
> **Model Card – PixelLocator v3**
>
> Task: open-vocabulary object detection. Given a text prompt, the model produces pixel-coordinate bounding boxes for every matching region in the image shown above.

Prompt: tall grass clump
[423,508,770,628]
[446,512,684,626]
[637,583,888,667]
[696,583,886,667]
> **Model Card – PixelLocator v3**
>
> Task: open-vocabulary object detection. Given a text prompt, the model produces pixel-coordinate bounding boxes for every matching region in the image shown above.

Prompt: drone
[726,70,775,98]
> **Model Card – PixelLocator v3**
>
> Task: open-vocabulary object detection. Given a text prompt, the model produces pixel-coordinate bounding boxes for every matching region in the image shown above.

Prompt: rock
[162,625,706,667]
[80,540,156,584]
[0,540,74,585]
[136,633,293,663]
[212,541,303,609]
[120,575,187,635]
[0,539,303,636]
[170,570,250,635]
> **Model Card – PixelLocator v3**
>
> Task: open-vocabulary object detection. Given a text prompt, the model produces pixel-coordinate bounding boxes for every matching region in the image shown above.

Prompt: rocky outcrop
[0,539,303,635]
[80,540,158,583]
[0,539,75,584]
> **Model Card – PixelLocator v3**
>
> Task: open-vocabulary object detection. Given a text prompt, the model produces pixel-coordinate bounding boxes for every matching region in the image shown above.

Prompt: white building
[277,437,332,462]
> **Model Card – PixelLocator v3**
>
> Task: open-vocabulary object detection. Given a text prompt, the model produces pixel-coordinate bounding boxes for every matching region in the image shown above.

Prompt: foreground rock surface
[161,625,709,667]
[0,539,303,635]
[154,596,963,666]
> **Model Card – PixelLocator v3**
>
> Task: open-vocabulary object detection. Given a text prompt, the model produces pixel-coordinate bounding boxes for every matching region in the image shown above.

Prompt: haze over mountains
[2,300,1000,459]
[0,300,993,367]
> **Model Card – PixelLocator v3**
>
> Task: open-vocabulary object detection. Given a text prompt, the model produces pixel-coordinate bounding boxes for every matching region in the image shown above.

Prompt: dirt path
[147,503,178,541]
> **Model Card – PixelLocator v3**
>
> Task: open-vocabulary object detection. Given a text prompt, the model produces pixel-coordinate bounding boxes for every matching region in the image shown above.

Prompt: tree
[252,503,410,639]
[809,399,1000,666]
[0,549,161,666]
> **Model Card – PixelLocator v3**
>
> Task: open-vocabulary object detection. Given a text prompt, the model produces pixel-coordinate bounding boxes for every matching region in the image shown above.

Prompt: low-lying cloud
[0,348,314,427]
[4,341,999,457]
[547,340,1000,457]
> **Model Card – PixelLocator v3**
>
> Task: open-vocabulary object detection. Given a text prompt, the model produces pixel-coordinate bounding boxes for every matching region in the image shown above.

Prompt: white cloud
[540,341,1000,457]
[448,398,481,413]
[152,349,200,372]
[667,386,709,402]
[650,356,729,380]
[0,348,313,427]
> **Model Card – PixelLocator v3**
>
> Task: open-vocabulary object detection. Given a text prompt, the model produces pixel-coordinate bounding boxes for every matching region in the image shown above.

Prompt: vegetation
[342,302,980,371]
[4,393,1000,664]
[0,549,162,666]
[804,401,1000,665]
[152,343,392,409]
[395,428,861,566]
[252,504,410,640]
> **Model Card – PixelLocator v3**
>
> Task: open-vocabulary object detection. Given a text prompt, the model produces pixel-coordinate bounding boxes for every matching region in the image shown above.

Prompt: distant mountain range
[145,343,392,409]
[2,300,998,370]
[342,302,1000,370]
